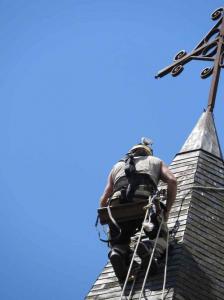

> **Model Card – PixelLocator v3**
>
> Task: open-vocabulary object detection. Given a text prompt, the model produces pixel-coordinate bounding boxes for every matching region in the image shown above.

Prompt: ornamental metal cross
[155,7,224,112]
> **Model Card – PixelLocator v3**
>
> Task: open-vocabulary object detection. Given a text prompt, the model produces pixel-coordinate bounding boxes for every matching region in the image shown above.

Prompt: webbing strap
[114,174,156,194]
[95,199,122,243]
[193,185,224,191]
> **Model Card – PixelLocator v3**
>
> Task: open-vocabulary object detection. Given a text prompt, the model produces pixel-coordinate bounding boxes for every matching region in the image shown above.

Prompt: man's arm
[160,162,177,221]
[99,171,114,207]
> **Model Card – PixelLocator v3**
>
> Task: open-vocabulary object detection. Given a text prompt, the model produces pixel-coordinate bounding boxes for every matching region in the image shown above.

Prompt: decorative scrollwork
[204,28,220,43]
[202,42,218,57]
[173,50,187,61]
[200,67,213,79]
[171,65,183,77]
[155,7,224,113]
[211,7,224,21]
[220,51,224,67]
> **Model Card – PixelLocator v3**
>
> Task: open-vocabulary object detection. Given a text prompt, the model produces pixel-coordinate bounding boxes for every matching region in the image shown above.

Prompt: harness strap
[95,199,122,243]
[116,153,157,202]
[114,174,156,194]
[95,215,110,243]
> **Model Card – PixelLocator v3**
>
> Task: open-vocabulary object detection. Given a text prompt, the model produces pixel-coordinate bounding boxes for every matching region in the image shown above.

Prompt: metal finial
[155,7,224,112]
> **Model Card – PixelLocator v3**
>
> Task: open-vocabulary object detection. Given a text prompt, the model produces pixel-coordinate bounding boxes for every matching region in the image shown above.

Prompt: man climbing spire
[99,138,177,282]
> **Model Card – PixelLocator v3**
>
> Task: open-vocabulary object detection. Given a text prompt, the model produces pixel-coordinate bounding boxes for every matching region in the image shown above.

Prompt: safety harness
[115,153,157,203]
[96,153,157,243]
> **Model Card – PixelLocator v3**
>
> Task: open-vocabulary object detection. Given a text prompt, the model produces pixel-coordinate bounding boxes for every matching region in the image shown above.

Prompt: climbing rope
[193,185,224,191]
[119,191,158,300]
[127,271,138,300]
[127,216,170,300]
[120,195,169,300]
[120,190,171,300]
[161,229,169,300]
[133,184,224,299]
[138,215,164,300]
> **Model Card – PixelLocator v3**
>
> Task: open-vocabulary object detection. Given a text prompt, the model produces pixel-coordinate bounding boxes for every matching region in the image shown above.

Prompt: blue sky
[1,1,224,299]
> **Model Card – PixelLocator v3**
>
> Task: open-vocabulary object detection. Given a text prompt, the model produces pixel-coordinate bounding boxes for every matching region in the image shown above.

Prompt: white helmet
[129,137,153,155]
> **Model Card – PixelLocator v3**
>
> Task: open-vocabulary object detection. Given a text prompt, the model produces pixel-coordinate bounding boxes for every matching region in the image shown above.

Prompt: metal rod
[207,17,224,112]
[190,56,215,62]
[155,39,218,79]
[193,18,222,50]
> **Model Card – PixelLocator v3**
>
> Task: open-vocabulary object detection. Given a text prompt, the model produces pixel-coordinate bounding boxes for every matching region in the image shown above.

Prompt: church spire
[180,110,223,158]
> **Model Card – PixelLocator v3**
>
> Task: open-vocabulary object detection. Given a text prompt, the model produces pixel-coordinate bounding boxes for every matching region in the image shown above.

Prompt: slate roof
[86,110,224,300]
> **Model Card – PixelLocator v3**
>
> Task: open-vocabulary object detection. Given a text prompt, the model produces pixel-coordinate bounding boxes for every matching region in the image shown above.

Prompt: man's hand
[160,162,177,222]
[163,210,169,223]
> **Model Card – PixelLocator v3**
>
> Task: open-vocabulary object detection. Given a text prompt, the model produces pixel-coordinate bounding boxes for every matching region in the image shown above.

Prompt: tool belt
[98,172,156,226]
[98,183,155,226]
[97,198,149,225]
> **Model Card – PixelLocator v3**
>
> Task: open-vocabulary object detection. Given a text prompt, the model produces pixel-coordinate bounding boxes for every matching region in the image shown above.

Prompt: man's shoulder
[148,155,163,164]
[112,160,125,169]
[110,160,125,180]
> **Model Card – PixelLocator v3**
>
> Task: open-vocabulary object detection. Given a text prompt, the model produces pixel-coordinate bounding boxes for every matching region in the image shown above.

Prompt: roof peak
[180,110,223,159]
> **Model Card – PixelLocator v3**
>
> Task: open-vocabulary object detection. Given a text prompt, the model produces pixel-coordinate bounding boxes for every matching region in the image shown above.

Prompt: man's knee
[108,244,130,282]
[108,244,130,262]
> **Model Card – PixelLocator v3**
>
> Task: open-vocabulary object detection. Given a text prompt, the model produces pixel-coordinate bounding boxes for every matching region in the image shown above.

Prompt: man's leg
[109,244,130,282]
[141,213,169,263]
[108,220,140,282]
[136,241,158,275]
[136,224,168,275]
